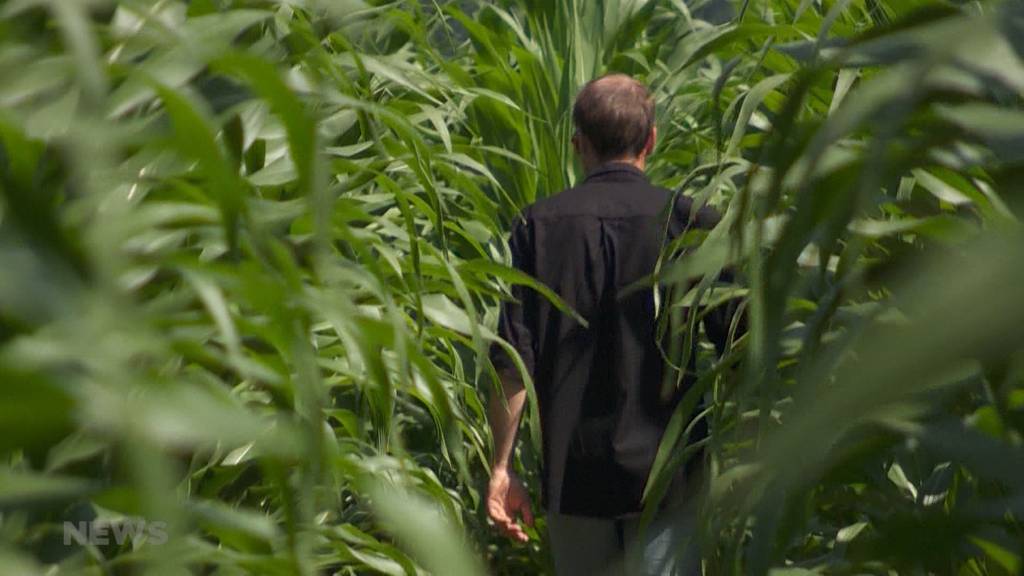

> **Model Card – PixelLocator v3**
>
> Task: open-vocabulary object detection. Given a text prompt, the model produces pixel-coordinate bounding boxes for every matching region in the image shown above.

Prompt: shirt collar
[583,162,648,183]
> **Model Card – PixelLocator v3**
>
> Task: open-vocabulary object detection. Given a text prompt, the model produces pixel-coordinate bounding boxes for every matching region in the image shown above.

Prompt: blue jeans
[546,497,701,576]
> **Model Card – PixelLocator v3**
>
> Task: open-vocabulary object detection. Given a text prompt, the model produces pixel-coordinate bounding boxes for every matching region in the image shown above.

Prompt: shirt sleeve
[489,216,536,376]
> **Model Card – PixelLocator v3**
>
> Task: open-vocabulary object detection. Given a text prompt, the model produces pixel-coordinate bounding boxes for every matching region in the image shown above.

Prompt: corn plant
[0,1,1022,575]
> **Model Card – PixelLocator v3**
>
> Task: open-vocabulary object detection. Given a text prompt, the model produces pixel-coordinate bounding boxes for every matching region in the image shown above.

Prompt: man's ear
[571,132,582,156]
[643,126,657,157]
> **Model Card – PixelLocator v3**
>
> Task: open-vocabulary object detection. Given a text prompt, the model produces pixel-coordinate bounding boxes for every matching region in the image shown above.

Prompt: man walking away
[486,74,733,575]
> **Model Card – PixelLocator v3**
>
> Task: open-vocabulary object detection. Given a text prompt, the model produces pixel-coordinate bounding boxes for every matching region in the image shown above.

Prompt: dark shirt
[490,162,730,518]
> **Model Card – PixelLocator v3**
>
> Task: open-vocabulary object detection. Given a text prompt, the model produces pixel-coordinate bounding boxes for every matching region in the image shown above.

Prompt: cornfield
[1,0,1022,574]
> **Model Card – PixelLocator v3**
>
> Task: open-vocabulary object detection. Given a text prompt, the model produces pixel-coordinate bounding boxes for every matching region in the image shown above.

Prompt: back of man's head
[572,74,654,163]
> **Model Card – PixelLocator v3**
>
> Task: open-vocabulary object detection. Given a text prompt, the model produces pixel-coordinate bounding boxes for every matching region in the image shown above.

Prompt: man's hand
[487,466,534,543]
[487,368,531,542]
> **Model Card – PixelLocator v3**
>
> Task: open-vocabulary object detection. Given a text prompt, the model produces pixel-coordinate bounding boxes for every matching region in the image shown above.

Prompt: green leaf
[151,82,246,251]
[368,485,485,576]
[0,468,96,507]
[459,260,589,328]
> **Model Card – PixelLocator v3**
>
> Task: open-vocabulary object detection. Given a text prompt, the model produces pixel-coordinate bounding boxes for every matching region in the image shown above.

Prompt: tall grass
[0,1,1022,575]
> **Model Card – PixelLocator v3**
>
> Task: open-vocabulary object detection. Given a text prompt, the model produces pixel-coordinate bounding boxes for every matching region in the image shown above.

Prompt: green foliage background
[1,0,1023,574]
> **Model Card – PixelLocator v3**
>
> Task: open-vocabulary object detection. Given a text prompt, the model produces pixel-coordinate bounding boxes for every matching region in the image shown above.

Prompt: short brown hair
[572,74,655,162]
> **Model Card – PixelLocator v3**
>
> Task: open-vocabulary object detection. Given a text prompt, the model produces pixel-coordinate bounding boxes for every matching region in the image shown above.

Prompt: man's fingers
[510,521,528,542]
[502,522,528,542]
[490,502,529,542]
[497,517,526,542]
[485,475,531,543]
[505,504,531,541]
